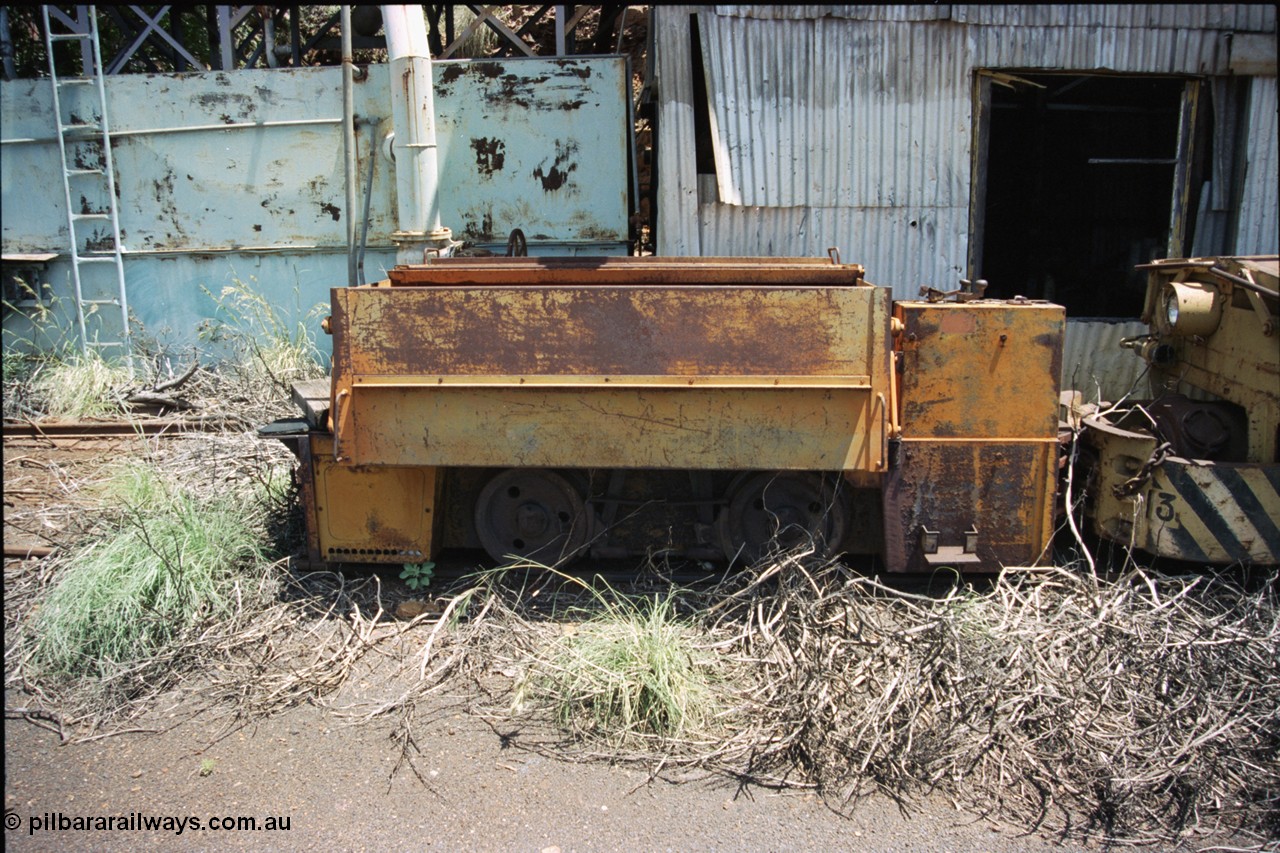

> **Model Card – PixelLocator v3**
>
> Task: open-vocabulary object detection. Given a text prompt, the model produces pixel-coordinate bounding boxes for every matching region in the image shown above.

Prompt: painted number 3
[1152,491,1178,524]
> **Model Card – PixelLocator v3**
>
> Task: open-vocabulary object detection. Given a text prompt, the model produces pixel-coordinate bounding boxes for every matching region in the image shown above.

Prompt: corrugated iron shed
[1238,76,1278,255]
[656,4,1278,291]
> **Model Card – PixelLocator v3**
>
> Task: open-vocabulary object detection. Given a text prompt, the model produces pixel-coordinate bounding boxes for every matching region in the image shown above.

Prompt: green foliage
[514,575,721,744]
[399,561,436,592]
[197,276,326,400]
[27,469,271,692]
[27,347,131,418]
[3,276,133,419]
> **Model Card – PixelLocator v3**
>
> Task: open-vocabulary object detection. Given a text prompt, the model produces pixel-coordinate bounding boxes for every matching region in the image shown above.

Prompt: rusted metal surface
[883,299,1065,572]
[1,417,247,439]
[290,255,1072,571]
[894,300,1066,439]
[1083,255,1279,564]
[342,384,881,472]
[334,286,877,377]
[882,439,1058,573]
[386,255,865,286]
[1084,409,1280,564]
[1139,256,1279,462]
[302,432,444,564]
[329,258,891,474]
[473,468,591,564]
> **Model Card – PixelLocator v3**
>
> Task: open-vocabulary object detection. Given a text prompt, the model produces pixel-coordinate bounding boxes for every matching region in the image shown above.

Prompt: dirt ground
[1,432,1267,852]
[5,674,1105,853]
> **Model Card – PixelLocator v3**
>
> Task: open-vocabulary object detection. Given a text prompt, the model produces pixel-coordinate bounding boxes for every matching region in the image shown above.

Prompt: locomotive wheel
[474,469,591,565]
[718,472,851,565]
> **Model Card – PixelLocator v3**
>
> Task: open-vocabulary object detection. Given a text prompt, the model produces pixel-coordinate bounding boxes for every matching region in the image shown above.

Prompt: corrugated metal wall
[655,4,1276,395]
[695,13,972,287]
[658,4,1278,305]
[714,6,1276,30]
[1061,319,1150,403]
[1237,75,1279,255]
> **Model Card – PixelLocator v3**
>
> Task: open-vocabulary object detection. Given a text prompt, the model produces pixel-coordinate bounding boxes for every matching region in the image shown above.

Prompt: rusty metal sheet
[1084,413,1280,564]
[340,385,883,472]
[895,300,1065,440]
[306,432,444,563]
[881,438,1058,573]
[1141,257,1280,463]
[1139,459,1280,564]
[388,256,866,286]
[328,262,894,476]
[333,282,890,379]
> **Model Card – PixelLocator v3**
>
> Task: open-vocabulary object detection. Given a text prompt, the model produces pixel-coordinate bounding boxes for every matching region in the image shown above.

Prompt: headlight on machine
[1156,280,1222,336]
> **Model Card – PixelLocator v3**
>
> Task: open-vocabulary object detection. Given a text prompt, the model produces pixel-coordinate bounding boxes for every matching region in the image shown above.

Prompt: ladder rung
[85,341,127,349]
[61,123,102,134]
[65,168,105,176]
[74,256,118,264]
[49,32,91,42]
[71,212,111,221]
[81,299,120,305]
[57,78,95,86]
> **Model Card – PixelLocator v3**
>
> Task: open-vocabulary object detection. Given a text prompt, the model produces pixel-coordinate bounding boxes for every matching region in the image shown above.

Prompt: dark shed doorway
[973,73,1197,318]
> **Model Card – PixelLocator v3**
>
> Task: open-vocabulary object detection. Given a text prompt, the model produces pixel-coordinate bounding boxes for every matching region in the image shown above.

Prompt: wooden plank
[291,378,331,429]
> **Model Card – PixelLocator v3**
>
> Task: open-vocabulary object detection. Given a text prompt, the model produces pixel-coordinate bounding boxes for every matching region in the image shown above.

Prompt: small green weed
[400,561,436,592]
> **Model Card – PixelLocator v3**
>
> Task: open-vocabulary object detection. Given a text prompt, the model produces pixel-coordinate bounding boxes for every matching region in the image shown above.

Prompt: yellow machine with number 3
[1080,256,1279,564]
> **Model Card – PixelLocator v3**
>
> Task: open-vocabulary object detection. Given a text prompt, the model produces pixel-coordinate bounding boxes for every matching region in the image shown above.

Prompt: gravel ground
[6,685,1099,853]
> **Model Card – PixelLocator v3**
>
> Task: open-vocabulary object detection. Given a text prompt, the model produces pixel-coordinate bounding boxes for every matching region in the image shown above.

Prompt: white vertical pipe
[264,12,278,68]
[381,4,451,264]
[341,6,357,284]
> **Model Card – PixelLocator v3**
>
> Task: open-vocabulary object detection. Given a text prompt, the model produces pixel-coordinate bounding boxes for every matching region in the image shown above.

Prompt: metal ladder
[42,5,131,364]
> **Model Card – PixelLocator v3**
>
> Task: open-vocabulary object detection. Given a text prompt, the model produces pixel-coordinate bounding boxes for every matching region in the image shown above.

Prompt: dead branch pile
[6,421,1276,843]
[325,555,1277,844]
[700,556,1279,843]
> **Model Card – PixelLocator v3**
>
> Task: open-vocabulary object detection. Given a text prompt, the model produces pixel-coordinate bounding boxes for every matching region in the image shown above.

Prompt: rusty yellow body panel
[332,283,886,379]
[1085,408,1280,564]
[894,300,1066,439]
[304,432,444,563]
[267,256,1070,571]
[885,300,1065,572]
[341,384,882,471]
[330,278,893,474]
[1085,255,1279,564]
[1140,256,1279,462]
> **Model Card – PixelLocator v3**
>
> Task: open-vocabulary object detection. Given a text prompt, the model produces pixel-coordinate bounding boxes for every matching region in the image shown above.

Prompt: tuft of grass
[27,348,130,419]
[515,577,721,744]
[27,477,270,691]
[198,276,326,401]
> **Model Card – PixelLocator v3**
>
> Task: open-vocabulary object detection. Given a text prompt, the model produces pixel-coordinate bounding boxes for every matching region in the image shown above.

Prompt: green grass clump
[28,348,130,418]
[520,587,721,744]
[28,472,269,689]
[198,277,326,400]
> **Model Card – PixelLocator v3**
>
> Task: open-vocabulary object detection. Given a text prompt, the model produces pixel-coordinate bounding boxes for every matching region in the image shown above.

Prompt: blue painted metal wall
[1,57,630,354]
